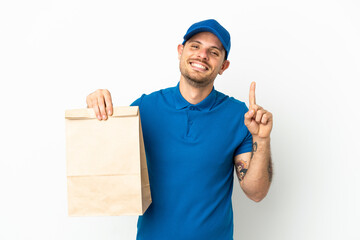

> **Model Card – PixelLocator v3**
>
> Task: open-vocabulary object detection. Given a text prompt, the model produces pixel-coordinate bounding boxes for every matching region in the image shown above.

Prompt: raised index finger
[249,81,256,106]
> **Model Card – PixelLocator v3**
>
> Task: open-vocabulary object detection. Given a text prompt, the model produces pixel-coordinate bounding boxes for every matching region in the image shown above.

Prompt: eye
[211,51,219,56]
[191,44,199,49]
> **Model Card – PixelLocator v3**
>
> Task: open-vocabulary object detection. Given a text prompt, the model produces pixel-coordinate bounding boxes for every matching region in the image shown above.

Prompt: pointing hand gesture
[244,82,273,139]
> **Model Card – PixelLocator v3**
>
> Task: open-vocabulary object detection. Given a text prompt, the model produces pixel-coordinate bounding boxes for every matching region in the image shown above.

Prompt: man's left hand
[244,82,273,139]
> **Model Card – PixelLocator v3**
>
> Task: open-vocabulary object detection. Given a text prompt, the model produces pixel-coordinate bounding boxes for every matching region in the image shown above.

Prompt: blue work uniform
[131,82,253,240]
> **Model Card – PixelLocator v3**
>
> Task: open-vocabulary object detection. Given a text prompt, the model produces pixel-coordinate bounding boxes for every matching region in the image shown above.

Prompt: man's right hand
[86,89,113,120]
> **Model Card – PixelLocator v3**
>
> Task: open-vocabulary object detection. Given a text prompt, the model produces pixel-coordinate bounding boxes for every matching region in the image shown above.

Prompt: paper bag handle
[65,106,139,119]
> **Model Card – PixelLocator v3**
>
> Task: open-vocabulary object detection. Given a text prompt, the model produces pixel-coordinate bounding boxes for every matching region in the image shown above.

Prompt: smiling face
[178,32,230,88]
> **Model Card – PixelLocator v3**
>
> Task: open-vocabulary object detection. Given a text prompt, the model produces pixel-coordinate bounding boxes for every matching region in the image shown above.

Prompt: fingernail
[97,115,101,120]
[102,115,107,119]
[108,110,112,115]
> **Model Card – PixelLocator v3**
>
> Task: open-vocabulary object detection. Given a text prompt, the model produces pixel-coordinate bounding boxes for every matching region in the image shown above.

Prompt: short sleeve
[234,102,253,156]
[234,128,253,156]
[130,94,145,107]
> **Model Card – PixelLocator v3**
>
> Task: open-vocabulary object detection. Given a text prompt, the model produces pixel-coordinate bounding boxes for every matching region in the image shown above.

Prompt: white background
[1,0,359,239]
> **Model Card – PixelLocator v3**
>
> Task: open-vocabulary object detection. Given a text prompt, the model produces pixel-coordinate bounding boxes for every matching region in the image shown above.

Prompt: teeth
[192,63,206,69]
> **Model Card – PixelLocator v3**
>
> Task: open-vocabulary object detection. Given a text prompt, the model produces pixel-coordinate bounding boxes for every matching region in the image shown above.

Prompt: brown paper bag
[65,106,151,216]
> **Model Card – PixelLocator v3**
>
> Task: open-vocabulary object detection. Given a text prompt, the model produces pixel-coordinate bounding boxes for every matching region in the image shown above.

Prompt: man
[86,19,273,240]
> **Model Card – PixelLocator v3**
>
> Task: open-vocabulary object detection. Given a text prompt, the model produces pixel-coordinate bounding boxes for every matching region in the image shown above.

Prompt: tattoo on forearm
[251,142,258,159]
[235,160,248,182]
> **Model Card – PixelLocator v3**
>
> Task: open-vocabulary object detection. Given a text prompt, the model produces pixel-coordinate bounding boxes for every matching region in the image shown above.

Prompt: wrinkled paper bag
[65,106,151,216]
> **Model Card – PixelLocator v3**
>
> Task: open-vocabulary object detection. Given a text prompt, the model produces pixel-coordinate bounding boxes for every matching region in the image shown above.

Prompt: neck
[179,78,214,105]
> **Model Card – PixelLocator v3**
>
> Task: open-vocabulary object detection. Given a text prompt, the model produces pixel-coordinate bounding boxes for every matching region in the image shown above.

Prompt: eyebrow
[188,40,223,52]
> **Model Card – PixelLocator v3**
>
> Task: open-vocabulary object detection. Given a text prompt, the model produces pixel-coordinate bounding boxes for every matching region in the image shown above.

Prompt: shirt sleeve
[234,128,253,156]
[130,94,145,107]
[234,102,253,156]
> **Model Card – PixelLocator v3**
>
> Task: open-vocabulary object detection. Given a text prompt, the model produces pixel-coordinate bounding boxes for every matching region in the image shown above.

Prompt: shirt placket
[186,106,198,138]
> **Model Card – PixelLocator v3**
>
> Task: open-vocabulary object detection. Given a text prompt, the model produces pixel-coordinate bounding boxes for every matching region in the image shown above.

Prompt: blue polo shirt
[131,83,253,240]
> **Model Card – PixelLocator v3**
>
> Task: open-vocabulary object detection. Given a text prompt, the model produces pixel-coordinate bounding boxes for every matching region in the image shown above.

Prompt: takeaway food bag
[65,106,151,216]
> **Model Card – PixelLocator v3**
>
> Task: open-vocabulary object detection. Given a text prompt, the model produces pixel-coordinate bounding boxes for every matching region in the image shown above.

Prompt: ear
[219,60,230,75]
[177,44,184,60]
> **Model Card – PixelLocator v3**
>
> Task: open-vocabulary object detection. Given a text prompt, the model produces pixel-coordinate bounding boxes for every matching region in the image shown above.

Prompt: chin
[184,76,213,88]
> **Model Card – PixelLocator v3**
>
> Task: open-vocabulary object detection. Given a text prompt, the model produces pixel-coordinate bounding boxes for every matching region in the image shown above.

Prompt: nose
[197,48,209,61]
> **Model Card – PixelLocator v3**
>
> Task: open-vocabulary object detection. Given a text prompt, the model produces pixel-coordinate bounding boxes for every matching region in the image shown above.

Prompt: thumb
[244,109,255,126]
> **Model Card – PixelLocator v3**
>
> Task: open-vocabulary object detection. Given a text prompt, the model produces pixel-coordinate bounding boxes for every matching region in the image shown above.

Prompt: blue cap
[182,19,231,59]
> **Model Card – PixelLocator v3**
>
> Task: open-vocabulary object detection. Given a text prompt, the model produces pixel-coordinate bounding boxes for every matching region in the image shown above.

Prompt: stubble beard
[179,61,215,88]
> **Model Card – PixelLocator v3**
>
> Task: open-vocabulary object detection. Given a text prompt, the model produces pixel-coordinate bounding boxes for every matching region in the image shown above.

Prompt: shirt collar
[173,82,217,111]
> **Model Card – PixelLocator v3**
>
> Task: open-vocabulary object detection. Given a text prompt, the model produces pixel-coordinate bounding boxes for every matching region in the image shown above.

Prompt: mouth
[189,61,209,72]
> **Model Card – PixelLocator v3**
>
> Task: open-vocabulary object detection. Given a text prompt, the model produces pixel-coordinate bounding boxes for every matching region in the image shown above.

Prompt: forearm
[240,137,272,202]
